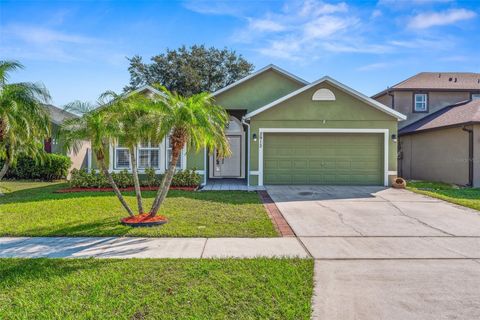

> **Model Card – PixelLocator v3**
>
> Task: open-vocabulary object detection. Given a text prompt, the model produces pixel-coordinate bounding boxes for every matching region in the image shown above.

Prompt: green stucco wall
[214,69,305,113]
[248,82,399,186]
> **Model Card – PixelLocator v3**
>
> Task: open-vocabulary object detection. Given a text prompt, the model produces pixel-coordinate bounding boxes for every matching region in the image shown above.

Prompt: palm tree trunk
[129,146,144,214]
[149,145,181,217]
[0,161,8,182]
[97,154,135,217]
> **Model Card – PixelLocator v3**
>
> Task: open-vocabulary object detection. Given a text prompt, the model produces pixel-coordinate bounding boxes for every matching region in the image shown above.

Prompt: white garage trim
[258,128,390,187]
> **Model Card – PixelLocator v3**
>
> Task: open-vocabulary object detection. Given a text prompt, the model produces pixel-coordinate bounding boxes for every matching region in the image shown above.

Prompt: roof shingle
[399,99,480,135]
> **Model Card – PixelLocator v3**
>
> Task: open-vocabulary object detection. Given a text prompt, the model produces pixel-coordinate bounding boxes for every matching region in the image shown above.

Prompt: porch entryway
[201,178,264,191]
[209,115,246,180]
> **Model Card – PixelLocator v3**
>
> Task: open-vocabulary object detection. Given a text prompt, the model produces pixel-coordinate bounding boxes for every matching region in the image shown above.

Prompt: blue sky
[1,0,479,106]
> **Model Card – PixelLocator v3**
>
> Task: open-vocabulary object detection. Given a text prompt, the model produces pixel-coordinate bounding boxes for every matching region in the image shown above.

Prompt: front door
[214,135,241,177]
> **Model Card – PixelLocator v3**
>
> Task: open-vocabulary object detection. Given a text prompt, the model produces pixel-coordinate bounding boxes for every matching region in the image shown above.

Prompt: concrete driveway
[266,185,480,320]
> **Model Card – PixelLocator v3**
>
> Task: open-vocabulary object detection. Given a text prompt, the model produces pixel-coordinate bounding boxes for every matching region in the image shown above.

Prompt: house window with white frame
[472,93,480,100]
[414,93,428,112]
[137,141,160,169]
[114,142,130,169]
[166,138,183,170]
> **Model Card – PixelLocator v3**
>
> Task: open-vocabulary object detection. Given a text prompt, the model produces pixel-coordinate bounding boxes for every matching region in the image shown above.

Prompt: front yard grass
[0,181,277,237]
[0,258,314,320]
[407,180,480,211]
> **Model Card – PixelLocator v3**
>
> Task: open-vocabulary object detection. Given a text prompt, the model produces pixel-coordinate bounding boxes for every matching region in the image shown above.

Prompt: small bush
[69,168,200,188]
[3,154,71,181]
[171,169,201,187]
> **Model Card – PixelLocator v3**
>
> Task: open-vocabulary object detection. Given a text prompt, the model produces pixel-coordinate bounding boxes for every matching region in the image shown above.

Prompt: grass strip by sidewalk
[407,180,480,211]
[0,258,314,320]
[0,181,277,237]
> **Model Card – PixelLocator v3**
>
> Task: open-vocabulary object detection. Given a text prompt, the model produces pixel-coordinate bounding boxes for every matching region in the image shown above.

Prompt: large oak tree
[125,45,254,96]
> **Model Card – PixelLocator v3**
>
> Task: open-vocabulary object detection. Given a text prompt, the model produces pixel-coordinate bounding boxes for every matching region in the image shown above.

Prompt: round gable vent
[312,88,335,101]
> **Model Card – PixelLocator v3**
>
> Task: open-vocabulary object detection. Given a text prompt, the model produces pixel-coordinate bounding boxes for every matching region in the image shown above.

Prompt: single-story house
[90,64,406,187]
[43,104,91,172]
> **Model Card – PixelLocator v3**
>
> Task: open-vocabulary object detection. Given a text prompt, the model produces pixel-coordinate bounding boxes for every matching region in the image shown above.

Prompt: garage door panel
[264,133,383,185]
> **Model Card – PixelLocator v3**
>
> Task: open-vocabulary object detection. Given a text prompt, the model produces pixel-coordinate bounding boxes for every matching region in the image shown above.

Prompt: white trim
[245,76,406,121]
[203,148,207,186]
[250,171,259,175]
[388,170,398,175]
[257,128,390,187]
[211,64,308,97]
[126,85,165,98]
[109,144,114,171]
[195,170,205,175]
[87,148,92,173]
[97,85,166,111]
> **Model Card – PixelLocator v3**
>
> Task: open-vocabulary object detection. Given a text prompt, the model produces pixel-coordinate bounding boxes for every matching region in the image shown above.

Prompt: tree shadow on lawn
[16,218,131,237]
[0,183,261,206]
[0,257,127,290]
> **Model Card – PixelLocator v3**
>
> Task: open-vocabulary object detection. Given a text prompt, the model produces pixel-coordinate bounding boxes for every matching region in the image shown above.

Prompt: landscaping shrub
[69,168,200,188]
[3,154,71,181]
[171,168,201,187]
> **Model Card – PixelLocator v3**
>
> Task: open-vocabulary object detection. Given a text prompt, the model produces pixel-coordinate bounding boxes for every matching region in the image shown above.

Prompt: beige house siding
[473,124,480,187]
[375,93,393,108]
[399,127,470,185]
[392,91,471,128]
[68,140,91,174]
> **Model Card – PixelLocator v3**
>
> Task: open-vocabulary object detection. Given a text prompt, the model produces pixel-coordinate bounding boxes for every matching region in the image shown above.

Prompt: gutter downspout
[241,117,251,187]
[462,126,474,187]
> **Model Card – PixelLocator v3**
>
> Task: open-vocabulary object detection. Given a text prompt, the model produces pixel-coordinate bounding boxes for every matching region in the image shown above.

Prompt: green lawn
[407,180,480,211]
[0,181,277,237]
[0,258,314,320]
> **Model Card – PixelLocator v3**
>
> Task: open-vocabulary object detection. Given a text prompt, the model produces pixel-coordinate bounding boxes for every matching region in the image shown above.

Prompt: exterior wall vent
[312,88,336,101]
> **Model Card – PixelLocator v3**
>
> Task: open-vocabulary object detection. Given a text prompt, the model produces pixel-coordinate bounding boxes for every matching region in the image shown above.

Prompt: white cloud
[231,0,374,60]
[378,0,454,6]
[4,24,100,45]
[182,0,245,16]
[249,19,286,32]
[371,9,382,18]
[303,15,353,39]
[298,0,348,16]
[356,62,388,71]
[408,8,477,29]
[0,24,122,64]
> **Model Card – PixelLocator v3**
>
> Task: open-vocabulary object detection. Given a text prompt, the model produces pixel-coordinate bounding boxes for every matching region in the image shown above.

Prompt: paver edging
[258,191,296,237]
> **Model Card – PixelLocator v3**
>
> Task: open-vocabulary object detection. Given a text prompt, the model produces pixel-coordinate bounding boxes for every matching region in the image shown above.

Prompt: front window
[115,140,161,170]
[472,93,480,100]
[166,137,183,170]
[137,141,160,169]
[115,147,130,169]
[414,93,428,112]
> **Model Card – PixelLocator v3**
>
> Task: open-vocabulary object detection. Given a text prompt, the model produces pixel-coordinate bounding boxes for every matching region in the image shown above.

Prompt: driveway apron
[266,185,480,320]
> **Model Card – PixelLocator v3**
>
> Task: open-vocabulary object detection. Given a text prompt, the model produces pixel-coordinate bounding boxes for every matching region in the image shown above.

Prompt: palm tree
[0,60,51,181]
[149,86,231,217]
[102,92,160,215]
[60,100,135,216]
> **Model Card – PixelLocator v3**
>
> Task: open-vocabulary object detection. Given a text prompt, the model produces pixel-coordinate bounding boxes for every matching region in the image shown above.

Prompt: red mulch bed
[121,213,168,227]
[55,186,198,193]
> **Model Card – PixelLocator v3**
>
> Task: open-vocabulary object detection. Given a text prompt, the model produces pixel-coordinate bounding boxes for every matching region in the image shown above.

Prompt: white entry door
[214,135,241,177]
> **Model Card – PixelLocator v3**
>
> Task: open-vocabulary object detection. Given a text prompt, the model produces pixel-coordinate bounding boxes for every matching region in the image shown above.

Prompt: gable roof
[400,99,480,135]
[43,104,77,125]
[244,76,406,121]
[211,64,308,97]
[373,72,480,98]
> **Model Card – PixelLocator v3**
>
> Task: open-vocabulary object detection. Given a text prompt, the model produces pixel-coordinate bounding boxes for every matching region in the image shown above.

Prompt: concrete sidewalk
[0,237,310,259]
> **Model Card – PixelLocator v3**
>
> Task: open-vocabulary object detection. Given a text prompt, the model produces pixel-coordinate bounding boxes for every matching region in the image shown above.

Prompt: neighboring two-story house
[373,72,480,186]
